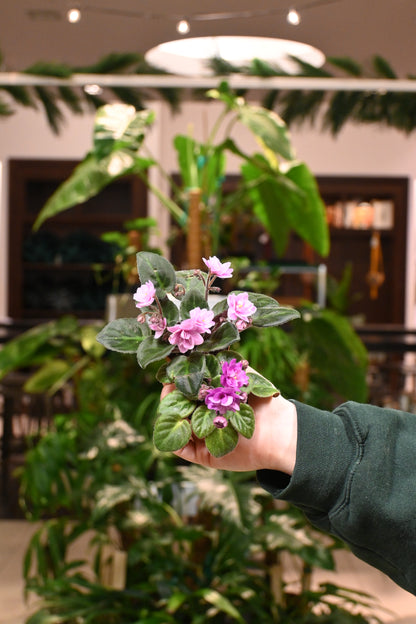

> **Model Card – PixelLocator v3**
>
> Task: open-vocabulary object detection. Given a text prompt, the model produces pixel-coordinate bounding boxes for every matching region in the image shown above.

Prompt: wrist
[257,394,298,474]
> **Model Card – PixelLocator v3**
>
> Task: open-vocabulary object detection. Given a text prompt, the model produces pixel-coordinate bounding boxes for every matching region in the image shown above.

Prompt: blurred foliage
[0,303,375,622]
[2,49,416,136]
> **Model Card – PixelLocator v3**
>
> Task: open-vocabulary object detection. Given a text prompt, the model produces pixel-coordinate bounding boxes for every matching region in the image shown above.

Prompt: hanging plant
[1,46,416,134]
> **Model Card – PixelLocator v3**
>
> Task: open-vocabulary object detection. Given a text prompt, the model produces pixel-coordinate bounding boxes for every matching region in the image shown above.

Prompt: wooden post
[187,188,202,268]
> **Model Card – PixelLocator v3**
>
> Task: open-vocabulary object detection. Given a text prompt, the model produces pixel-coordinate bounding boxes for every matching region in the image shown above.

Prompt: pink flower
[205,386,242,415]
[213,415,228,429]
[203,256,233,279]
[148,315,167,339]
[220,359,249,390]
[133,280,156,308]
[189,307,215,333]
[227,292,257,324]
[167,318,204,354]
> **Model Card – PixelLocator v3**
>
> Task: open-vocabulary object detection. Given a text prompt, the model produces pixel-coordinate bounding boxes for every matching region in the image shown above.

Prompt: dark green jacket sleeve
[257,400,416,595]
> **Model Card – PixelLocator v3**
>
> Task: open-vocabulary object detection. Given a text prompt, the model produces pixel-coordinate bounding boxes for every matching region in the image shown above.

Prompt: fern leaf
[58,86,83,114]
[74,52,141,74]
[33,86,64,134]
[327,56,362,77]
[24,62,73,78]
[373,55,397,79]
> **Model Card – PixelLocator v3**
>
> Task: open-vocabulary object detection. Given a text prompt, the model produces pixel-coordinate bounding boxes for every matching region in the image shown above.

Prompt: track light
[67,7,81,23]
[287,8,301,25]
[176,19,190,35]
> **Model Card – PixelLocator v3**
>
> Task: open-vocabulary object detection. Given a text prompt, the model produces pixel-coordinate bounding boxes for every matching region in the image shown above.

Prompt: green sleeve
[257,400,416,595]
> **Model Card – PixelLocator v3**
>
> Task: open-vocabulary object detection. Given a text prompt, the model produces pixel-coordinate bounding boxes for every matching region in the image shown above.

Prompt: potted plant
[32,82,329,270]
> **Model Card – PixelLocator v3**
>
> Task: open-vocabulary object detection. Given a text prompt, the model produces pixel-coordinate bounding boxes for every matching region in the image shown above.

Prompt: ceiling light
[287,8,301,25]
[145,36,325,77]
[67,7,81,23]
[176,19,190,35]
[84,84,103,95]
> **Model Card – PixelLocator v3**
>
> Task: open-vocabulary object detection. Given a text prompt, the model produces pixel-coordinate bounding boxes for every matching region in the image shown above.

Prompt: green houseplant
[32,82,329,269]
[1,81,375,621]
[0,309,374,623]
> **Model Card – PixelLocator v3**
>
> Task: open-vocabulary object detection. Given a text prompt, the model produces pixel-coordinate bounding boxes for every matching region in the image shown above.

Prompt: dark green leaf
[180,287,209,318]
[229,404,255,438]
[136,251,176,296]
[192,405,216,438]
[196,321,240,352]
[96,318,149,353]
[247,370,279,397]
[204,354,222,382]
[153,412,192,452]
[175,270,207,298]
[158,389,196,419]
[159,296,180,325]
[156,361,170,383]
[166,353,206,398]
[137,336,174,367]
[242,292,300,327]
[205,425,239,458]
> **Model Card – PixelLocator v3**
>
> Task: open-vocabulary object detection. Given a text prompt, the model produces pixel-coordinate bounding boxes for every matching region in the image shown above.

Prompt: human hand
[160,384,297,474]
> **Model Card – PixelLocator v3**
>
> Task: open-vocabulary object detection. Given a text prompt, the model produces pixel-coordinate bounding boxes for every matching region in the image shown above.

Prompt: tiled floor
[1,520,416,624]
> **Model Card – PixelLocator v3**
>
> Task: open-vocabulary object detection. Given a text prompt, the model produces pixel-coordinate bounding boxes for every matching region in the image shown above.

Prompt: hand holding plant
[97,251,300,457]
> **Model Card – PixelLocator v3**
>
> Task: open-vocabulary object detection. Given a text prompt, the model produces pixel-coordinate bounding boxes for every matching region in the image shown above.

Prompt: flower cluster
[204,359,249,428]
[133,256,257,355]
[97,251,299,457]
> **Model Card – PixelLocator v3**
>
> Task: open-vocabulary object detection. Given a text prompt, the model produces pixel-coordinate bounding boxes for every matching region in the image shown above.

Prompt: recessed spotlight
[176,19,190,35]
[67,7,81,23]
[287,8,301,25]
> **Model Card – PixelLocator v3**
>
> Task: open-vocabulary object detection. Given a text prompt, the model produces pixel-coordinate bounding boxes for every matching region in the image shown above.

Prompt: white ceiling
[1,0,416,77]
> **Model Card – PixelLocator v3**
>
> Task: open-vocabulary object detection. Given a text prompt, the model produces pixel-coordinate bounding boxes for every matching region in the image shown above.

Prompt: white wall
[1,100,415,324]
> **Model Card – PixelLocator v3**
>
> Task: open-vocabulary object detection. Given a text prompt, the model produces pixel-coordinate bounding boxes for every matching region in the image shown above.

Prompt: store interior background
[2,1,416,622]
[1,0,416,324]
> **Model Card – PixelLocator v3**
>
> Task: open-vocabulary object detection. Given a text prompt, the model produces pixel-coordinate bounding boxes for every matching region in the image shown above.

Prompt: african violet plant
[97,251,299,458]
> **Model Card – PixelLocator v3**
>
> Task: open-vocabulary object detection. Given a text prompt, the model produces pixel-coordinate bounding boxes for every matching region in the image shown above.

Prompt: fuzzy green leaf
[175,270,207,298]
[136,251,176,296]
[158,389,196,419]
[247,370,279,397]
[137,336,174,368]
[197,321,239,352]
[166,353,206,398]
[153,412,192,452]
[229,404,255,439]
[160,296,180,325]
[96,318,149,353]
[204,354,222,382]
[205,424,239,458]
[192,405,216,438]
[180,288,209,318]
[244,293,300,327]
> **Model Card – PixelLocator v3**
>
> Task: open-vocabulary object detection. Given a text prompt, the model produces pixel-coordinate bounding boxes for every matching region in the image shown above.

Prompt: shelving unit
[315,176,408,325]
[8,159,147,319]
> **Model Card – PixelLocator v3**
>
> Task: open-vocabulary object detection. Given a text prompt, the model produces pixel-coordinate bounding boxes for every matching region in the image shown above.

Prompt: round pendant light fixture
[145,36,325,77]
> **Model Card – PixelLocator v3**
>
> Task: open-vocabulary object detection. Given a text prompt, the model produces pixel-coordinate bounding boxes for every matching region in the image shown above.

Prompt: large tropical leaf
[33,106,155,229]
[241,157,329,256]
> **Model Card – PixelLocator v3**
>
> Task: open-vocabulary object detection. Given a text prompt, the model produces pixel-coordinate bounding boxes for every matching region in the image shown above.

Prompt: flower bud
[213,415,228,429]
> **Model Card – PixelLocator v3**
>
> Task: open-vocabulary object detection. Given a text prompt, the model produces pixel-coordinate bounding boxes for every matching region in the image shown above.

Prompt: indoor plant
[31,82,330,268]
